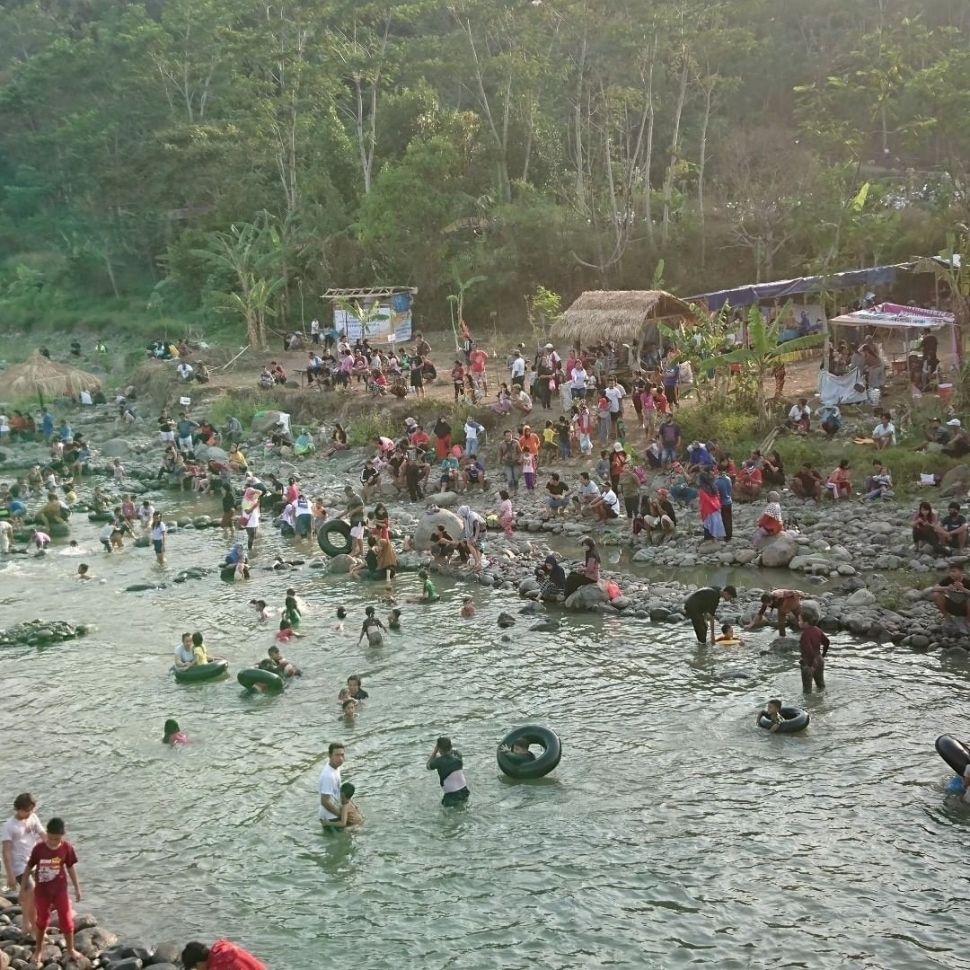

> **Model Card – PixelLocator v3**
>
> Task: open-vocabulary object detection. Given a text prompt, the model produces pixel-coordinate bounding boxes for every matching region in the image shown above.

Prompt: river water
[1,510,968,970]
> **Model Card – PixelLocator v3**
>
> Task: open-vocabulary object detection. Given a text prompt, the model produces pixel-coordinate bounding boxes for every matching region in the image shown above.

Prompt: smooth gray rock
[760,534,798,568]
[845,588,876,608]
[413,509,464,551]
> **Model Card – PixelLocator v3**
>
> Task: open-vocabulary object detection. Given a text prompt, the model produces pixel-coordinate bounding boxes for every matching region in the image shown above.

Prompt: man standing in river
[319,742,346,828]
[683,585,737,644]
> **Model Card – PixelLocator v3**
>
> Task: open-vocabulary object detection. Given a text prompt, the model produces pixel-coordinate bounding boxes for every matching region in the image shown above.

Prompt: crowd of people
[5,316,970,966]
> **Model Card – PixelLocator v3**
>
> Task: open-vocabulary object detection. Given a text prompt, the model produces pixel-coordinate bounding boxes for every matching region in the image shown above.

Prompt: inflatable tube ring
[935,735,970,777]
[497,725,562,779]
[318,520,353,557]
[237,668,285,693]
[757,706,809,734]
[173,659,229,683]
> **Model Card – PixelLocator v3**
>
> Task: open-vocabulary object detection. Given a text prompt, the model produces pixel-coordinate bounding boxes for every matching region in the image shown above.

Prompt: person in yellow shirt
[540,421,558,462]
[228,446,248,472]
[190,632,208,665]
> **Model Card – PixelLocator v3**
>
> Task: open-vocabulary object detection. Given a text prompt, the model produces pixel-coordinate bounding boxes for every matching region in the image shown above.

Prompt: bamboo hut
[1,354,102,400]
[553,291,695,370]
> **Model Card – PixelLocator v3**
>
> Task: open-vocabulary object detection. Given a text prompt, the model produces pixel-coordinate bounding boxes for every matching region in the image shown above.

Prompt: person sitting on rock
[747,589,803,636]
[535,554,567,602]
[751,491,784,549]
[786,399,811,433]
[791,462,823,500]
[941,501,968,550]
[930,563,970,630]
[912,501,948,552]
[734,459,763,502]
[825,459,852,499]
[863,460,894,501]
[640,491,676,544]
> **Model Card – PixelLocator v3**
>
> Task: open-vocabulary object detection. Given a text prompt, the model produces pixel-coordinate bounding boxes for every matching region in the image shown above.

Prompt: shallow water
[1,512,968,970]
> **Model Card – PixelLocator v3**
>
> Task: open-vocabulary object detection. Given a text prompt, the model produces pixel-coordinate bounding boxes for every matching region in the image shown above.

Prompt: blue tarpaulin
[689,264,901,311]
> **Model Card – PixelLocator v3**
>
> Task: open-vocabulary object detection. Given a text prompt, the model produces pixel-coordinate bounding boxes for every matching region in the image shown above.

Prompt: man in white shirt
[310,318,320,344]
[2,792,45,934]
[573,472,601,514]
[787,398,811,432]
[569,364,588,400]
[591,483,621,521]
[604,377,625,430]
[176,361,194,381]
[319,742,346,827]
[464,419,481,457]
[872,412,896,449]
[510,351,526,389]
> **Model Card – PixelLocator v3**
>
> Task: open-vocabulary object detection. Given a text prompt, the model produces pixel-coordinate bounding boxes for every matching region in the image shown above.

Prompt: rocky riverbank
[3,401,968,660]
[0,894,179,970]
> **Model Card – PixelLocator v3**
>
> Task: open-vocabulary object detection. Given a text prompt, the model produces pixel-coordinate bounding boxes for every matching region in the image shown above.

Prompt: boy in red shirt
[181,940,268,970]
[21,816,82,966]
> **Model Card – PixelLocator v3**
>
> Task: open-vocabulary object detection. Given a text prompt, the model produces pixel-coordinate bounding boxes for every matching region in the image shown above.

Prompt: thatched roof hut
[553,290,695,348]
[2,354,102,400]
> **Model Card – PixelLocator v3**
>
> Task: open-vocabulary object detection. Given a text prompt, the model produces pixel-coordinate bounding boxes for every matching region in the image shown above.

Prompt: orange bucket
[938,382,954,403]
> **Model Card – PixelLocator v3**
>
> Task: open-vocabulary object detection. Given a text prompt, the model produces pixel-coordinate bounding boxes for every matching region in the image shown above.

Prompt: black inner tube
[497,725,562,779]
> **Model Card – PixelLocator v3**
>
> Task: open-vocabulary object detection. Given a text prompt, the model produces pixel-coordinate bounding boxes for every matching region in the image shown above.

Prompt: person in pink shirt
[640,384,657,435]
[181,940,267,970]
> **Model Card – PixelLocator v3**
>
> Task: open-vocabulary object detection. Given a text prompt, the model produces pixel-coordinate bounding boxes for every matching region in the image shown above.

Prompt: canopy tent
[689,264,902,311]
[554,290,694,346]
[829,302,954,330]
[1,354,102,400]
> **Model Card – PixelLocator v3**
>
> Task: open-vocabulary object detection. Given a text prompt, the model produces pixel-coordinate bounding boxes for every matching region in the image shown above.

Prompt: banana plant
[709,306,823,422]
[447,272,487,352]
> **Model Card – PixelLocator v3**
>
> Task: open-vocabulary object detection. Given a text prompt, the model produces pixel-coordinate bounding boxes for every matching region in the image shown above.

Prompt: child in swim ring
[714,623,742,645]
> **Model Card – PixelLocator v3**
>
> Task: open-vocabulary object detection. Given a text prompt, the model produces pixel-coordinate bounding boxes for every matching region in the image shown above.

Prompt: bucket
[939,382,954,404]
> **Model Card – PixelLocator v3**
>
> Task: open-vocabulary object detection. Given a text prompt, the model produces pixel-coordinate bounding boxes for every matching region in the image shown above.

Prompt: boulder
[101,438,131,457]
[518,577,540,596]
[939,464,970,497]
[147,944,181,967]
[433,491,460,508]
[800,599,822,624]
[759,534,798,568]
[845,588,876,608]
[328,554,354,574]
[195,445,229,463]
[412,509,464,551]
[564,584,608,611]
[252,410,285,433]
[497,612,516,628]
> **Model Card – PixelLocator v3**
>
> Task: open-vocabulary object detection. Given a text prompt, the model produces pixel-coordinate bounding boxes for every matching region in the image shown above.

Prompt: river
[1,510,968,969]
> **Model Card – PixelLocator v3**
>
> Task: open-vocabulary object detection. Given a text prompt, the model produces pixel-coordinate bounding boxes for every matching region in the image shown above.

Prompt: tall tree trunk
[573,27,588,213]
[697,77,714,268]
[661,54,690,247]
[643,43,657,246]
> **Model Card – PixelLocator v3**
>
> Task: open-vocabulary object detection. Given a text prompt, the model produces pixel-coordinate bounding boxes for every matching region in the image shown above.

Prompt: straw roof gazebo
[554,290,695,346]
[2,354,102,400]
[552,289,695,372]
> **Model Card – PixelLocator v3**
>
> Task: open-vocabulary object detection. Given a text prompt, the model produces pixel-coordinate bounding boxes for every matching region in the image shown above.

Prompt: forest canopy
[0,0,968,338]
